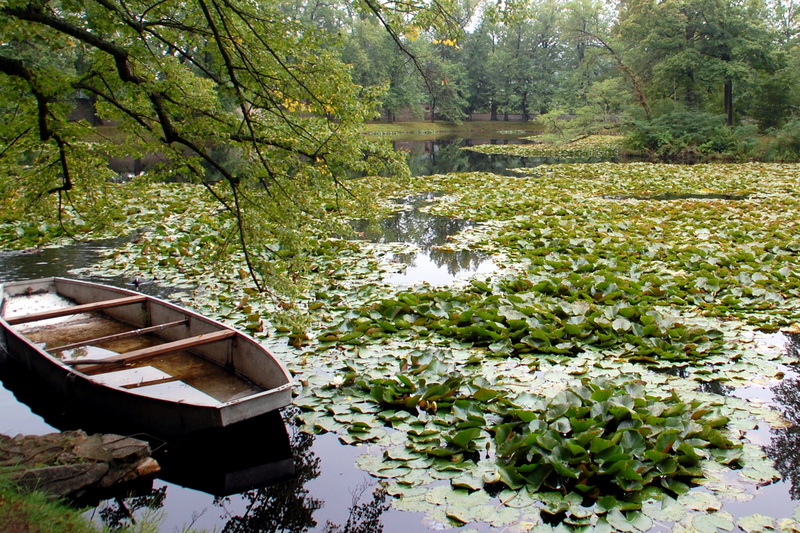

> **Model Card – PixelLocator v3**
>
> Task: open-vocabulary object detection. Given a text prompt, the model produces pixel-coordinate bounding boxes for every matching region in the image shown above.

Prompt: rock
[12,463,109,497]
[74,434,150,463]
[0,431,160,500]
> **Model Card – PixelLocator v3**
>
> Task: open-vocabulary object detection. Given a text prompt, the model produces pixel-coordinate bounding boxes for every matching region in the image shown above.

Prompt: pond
[3,139,800,532]
[0,138,528,533]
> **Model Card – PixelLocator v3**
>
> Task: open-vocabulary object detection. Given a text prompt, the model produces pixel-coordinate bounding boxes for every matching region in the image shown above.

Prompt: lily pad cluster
[318,368,754,530]
[326,280,727,365]
[493,379,742,499]
[464,135,624,159]
[405,163,800,330]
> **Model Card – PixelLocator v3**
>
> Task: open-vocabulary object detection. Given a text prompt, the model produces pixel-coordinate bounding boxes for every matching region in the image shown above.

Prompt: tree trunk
[722,51,733,126]
[724,78,733,126]
[521,92,530,122]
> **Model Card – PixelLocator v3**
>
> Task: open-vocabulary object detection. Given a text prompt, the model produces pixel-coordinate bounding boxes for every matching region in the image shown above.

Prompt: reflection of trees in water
[427,247,489,277]
[352,192,490,277]
[787,333,800,359]
[768,375,800,499]
[696,379,732,396]
[217,408,390,533]
[95,408,391,532]
[403,139,536,176]
[355,193,471,248]
[97,487,167,530]
[323,483,390,533]
[219,415,322,532]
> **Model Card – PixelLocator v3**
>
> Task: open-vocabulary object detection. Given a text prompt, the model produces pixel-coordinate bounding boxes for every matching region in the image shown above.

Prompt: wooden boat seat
[50,319,189,353]
[5,295,147,325]
[67,329,237,373]
[91,366,173,388]
[91,366,221,406]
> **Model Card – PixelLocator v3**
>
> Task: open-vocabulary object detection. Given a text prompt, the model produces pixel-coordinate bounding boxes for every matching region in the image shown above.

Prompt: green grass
[0,470,99,533]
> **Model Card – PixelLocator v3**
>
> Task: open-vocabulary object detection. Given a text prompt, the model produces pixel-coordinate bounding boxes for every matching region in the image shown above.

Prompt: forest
[341,0,800,160]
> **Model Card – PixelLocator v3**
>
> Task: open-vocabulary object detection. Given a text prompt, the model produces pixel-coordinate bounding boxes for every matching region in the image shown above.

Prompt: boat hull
[0,277,293,435]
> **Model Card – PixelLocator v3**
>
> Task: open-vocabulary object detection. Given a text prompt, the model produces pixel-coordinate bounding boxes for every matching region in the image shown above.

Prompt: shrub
[624,111,742,160]
[765,119,800,161]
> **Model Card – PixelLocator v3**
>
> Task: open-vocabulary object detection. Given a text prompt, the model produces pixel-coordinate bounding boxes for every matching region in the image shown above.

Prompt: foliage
[616,0,774,124]
[0,0,424,290]
[327,280,727,365]
[493,378,742,498]
[764,119,800,161]
[623,111,752,160]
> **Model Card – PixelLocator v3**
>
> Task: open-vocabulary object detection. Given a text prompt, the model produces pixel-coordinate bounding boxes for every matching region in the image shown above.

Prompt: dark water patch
[769,377,800,498]
[399,139,626,177]
[604,192,751,201]
[0,237,180,301]
[0,354,427,532]
[0,359,294,497]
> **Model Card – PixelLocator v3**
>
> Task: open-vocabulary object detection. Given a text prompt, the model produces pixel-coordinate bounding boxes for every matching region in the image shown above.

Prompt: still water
[2,139,800,532]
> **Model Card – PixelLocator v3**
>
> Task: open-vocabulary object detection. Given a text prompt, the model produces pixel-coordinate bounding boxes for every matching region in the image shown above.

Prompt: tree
[617,0,774,125]
[342,17,425,122]
[0,0,460,290]
[460,18,500,118]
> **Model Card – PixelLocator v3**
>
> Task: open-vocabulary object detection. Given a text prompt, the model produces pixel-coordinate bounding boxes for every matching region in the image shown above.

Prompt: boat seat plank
[69,329,236,373]
[121,376,181,389]
[50,319,189,353]
[134,381,221,406]
[6,295,148,325]
[90,366,173,388]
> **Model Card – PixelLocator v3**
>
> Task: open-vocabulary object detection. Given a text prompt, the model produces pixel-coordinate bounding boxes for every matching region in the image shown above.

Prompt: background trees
[341,0,796,131]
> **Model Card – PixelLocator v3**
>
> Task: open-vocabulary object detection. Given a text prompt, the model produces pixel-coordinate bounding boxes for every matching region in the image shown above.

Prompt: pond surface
[400,138,618,176]
[3,139,800,532]
[351,192,496,286]
[0,138,521,532]
[0,248,436,533]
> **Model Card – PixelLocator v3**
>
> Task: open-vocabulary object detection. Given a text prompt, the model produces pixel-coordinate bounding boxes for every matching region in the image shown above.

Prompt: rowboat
[0,277,293,435]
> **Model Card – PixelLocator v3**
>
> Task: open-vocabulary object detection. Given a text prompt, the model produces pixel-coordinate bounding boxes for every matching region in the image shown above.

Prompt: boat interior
[2,288,264,405]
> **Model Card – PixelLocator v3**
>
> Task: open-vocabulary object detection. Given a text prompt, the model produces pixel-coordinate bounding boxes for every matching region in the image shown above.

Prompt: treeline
[291,0,800,159]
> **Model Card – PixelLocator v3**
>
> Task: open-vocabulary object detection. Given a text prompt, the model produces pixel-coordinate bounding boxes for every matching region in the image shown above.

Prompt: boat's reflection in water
[0,357,295,500]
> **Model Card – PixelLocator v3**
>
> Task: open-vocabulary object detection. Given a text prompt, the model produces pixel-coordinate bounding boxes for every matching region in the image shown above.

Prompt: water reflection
[604,193,751,201]
[0,237,178,300]
[0,360,295,496]
[351,193,495,286]
[0,239,124,283]
[400,138,621,177]
[768,376,800,499]
[769,333,800,499]
[0,356,393,532]
[401,139,537,177]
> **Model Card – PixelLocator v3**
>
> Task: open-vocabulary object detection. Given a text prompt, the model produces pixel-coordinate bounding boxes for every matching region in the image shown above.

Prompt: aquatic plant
[492,378,742,500]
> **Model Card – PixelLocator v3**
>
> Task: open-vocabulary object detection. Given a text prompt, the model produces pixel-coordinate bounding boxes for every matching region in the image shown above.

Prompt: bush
[765,119,800,162]
[624,111,744,160]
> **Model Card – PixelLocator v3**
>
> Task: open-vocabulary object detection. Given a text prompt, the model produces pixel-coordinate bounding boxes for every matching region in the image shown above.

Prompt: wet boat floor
[17,314,262,405]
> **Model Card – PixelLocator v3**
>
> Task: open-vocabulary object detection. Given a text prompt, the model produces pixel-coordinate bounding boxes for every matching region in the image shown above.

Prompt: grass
[0,471,99,533]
